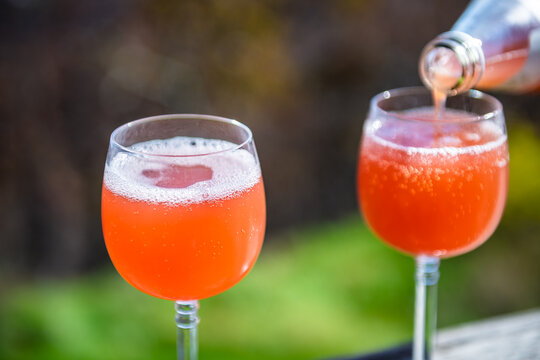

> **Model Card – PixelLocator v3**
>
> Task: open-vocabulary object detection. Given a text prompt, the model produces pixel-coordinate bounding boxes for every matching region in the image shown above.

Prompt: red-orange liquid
[102,141,266,301]
[102,180,265,300]
[478,49,528,89]
[358,114,508,258]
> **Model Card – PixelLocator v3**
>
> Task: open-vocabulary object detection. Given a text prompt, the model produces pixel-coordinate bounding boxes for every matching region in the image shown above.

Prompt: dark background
[1,0,539,281]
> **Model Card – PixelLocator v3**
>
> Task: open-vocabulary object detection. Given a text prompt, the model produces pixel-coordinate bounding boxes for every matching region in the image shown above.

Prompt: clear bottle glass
[419,0,540,95]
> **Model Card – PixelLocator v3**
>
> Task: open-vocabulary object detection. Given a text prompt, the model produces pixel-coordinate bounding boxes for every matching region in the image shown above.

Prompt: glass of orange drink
[357,88,508,360]
[102,114,266,360]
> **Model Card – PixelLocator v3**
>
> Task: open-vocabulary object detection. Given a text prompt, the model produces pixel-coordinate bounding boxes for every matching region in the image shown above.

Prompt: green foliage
[504,122,540,224]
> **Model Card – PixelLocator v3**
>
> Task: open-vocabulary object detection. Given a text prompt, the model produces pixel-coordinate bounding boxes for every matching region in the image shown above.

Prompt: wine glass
[357,88,508,360]
[101,114,266,360]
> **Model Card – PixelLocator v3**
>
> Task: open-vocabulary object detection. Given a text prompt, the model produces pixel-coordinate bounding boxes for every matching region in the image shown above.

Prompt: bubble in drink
[104,136,261,205]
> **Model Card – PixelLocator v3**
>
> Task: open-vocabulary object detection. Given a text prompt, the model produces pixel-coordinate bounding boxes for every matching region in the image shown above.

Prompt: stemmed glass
[357,88,508,360]
[101,114,266,360]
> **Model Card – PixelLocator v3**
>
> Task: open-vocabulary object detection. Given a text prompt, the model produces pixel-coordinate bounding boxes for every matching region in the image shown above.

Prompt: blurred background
[1,0,539,359]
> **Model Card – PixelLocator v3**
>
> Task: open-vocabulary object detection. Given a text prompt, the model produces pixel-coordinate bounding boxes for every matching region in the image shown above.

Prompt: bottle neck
[419,31,485,95]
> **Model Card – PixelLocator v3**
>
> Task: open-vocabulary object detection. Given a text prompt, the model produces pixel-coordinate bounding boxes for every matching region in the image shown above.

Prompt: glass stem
[413,256,440,360]
[175,300,200,360]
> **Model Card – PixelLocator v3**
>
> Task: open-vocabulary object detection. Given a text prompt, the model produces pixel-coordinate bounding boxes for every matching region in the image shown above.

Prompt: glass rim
[370,86,503,124]
[110,114,254,158]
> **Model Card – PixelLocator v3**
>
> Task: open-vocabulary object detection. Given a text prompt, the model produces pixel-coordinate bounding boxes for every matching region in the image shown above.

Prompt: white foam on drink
[366,109,507,159]
[104,137,261,204]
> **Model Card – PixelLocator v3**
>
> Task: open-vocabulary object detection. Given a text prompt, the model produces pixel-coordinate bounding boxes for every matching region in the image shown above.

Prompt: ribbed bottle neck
[419,31,485,96]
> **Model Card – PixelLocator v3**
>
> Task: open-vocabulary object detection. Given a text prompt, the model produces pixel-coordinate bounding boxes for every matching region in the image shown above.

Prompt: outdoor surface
[1,1,540,359]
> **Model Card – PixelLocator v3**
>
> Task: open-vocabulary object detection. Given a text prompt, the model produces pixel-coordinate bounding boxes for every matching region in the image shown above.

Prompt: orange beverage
[358,108,509,258]
[102,137,266,300]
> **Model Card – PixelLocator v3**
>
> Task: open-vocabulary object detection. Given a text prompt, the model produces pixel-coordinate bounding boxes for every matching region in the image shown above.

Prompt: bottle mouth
[419,31,485,96]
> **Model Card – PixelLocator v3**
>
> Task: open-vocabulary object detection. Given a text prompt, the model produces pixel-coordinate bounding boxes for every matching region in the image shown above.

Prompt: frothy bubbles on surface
[104,136,261,204]
[366,106,507,160]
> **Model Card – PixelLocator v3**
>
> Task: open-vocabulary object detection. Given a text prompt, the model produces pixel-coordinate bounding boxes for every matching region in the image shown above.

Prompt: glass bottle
[419,0,540,95]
